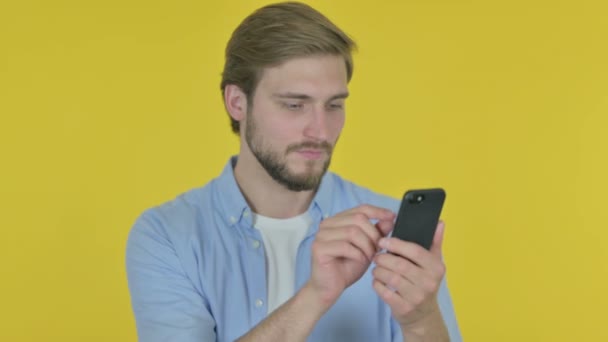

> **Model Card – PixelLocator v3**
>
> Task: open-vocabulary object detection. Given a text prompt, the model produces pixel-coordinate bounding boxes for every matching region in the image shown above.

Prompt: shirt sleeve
[437,275,463,341]
[126,210,216,342]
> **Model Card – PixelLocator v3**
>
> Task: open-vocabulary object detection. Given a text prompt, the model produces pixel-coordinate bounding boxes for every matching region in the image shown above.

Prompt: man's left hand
[372,221,447,330]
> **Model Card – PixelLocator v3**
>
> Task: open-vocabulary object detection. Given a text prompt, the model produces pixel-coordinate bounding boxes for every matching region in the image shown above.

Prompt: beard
[244,111,334,192]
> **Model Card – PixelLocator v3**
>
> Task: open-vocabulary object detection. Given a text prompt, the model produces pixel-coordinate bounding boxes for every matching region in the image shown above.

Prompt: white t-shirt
[252,212,312,314]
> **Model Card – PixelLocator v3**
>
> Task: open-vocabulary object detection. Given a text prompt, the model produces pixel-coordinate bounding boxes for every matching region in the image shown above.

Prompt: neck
[233,153,317,219]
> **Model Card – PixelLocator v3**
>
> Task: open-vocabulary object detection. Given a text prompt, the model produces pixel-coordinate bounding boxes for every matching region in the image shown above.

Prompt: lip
[296,149,325,160]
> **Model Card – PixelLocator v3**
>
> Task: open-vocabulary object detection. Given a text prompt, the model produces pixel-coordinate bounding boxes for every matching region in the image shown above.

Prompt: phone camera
[408,193,425,204]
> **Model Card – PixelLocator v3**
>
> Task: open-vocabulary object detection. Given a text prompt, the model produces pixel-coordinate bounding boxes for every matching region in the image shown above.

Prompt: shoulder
[127,181,216,250]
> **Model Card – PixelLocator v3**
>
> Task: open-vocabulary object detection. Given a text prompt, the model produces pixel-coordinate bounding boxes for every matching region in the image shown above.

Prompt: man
[126,2,461,341]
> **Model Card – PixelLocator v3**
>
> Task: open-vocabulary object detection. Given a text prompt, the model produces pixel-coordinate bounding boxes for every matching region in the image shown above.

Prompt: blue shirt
[126,157,462,342]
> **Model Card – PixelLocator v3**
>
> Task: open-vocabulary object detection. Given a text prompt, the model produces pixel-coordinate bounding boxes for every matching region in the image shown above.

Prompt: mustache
[286,141,333,154]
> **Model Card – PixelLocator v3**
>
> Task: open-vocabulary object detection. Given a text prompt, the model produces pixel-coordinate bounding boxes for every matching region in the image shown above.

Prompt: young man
[126,2,461,341]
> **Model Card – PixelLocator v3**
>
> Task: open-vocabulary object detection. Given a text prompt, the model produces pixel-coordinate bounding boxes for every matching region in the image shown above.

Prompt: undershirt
[252,212,312,314]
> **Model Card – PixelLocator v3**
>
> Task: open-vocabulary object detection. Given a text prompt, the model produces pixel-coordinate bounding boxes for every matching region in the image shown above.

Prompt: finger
[312,240,369,264]
[378,237,440,272]
[323,212,383,247]
[333,204,396,222]
[316,225,377,261]
[373,253,426,287]
[375,219,395,236]
[372,279,415,318]
[429,220,445,257]
[373,269,436,314]
[373,267,427,309]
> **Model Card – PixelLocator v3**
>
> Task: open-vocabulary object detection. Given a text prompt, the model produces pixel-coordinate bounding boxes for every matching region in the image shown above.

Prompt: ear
[224,84,247,122]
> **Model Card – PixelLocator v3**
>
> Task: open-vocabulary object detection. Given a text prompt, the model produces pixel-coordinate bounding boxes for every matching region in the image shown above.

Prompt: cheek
[329,114,345,139]
[250,106,285,136]
[262,114,299,145]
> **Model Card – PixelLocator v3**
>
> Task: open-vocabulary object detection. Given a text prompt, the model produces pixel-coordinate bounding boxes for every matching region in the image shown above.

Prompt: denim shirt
[126,157,462,341]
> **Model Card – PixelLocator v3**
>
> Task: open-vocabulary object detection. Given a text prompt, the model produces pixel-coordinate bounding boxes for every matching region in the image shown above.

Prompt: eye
[327,102,344,111]
[281,102,303,111]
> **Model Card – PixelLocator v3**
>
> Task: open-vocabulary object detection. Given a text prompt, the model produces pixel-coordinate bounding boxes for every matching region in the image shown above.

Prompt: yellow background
[1,0,607,340]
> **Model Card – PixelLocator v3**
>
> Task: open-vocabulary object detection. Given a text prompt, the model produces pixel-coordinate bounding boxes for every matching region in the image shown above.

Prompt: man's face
[243,54,348,191]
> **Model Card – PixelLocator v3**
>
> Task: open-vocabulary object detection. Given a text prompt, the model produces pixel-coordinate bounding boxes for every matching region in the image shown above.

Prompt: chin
[298,163,331,179]
[291,159,325,172]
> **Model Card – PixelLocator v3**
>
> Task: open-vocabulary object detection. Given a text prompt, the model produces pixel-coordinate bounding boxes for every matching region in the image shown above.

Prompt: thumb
[375,218,395,236]
[430,220,445,257]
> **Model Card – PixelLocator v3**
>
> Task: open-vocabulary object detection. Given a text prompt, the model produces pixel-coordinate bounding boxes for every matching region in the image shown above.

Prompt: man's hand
[372,221,449,339]
[305,205,396,310]
[237,205,396,342]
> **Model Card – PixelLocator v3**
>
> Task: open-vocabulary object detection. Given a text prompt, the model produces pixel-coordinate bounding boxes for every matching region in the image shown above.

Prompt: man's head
[221,2,356,191]
[221,1,356,134]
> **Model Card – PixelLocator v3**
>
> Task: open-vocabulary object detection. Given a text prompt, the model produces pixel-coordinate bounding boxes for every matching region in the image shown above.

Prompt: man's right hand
[236,205,396,342]
[304,205,396,310]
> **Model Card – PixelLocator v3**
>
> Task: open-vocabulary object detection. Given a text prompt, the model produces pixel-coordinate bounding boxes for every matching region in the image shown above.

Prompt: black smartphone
[391,188,446,250]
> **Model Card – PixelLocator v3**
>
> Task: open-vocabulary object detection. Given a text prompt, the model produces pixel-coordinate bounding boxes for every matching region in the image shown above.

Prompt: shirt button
[243,210,250,217]
[229,216,237,224]
[251,240,260,249]
[255,299,264,308]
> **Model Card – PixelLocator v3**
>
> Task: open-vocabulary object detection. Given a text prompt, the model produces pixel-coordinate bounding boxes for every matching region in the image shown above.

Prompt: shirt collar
[309,167,335,220]
[215,156,336,227]
[214,156,250,227]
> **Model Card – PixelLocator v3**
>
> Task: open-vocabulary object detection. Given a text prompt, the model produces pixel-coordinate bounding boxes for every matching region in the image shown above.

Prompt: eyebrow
[272,92,350,101]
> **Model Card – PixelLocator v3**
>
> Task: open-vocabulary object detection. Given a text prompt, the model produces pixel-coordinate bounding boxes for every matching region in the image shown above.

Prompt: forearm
[401,307,450,342]
[235,284,329,342]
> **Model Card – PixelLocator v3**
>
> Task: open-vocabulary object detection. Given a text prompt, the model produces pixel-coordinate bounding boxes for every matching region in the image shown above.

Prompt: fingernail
[379,238,389,249]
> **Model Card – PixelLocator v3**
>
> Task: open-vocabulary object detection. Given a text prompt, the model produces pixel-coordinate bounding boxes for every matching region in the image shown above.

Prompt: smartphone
[391,188,446,250]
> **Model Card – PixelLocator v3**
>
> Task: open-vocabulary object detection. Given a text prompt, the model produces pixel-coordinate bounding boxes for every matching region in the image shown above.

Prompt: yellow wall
[1,0,607,340]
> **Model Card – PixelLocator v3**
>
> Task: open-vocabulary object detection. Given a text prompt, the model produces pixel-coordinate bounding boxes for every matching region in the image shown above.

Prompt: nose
[303,105,330,141]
